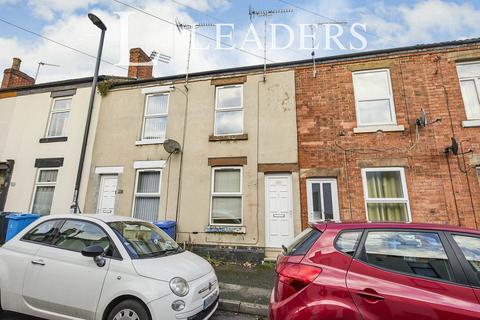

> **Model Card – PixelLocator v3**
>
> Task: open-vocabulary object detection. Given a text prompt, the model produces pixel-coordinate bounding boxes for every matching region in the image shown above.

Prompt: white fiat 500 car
[0,214,219,320]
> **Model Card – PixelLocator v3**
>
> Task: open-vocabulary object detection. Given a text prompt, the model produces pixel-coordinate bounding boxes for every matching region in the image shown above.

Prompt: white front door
[265,174,294,248]
[97,175,118,215]
[307,178,340,223]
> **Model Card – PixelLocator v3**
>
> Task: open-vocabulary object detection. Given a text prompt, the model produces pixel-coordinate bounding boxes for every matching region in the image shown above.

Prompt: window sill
[209,134,248,142]
[135,139,165,146]
[39,136,68,143]
[353,125,405,134]
[462,119,480,128]
[205,225,246,234]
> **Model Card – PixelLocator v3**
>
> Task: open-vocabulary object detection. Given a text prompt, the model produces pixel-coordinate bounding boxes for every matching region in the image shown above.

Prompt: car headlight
[169,277,189,297]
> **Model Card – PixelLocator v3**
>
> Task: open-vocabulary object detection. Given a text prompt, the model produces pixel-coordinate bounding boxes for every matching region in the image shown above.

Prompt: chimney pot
[12,58,21,70]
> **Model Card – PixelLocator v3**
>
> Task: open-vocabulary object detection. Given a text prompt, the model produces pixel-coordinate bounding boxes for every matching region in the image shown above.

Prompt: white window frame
[209,166,243,226]
[306,178,340,223]
[457,61,480,121]
[30,168,59,214]
[361,167,412,223]
[141,93,169,142]
[46,97,72,138]
[131,169,162,219]
[214,85,244,136]
[352,69,397,127]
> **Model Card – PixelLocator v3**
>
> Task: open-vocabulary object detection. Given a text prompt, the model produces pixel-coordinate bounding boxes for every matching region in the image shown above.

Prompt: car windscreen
[108,221,182,259]
[284,226,322,256]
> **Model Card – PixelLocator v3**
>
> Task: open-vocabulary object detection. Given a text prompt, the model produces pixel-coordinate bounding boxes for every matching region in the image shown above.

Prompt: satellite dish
[163,139,181,154]
[445,137,459,155]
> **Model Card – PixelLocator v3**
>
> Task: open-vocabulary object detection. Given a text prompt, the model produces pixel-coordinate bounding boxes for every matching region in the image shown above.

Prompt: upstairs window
[361,168,411,222]
[457,62,480,120]
[352,69,396,126]
[142,94,169,141]
[47,98,72,137]
[214,85,243,136]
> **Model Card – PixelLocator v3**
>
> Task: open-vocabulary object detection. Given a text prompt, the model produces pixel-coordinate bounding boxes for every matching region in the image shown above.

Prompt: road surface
[0,310,261,320]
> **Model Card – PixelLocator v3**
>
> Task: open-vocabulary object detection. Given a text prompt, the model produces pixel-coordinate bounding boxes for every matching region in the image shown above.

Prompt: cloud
[359,0,480,47]
[0,0,257,83]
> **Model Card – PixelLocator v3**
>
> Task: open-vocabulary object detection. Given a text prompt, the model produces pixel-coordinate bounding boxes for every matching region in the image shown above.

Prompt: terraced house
[0,58,110,216]
[295,38,480,230]
[83,48,301,261]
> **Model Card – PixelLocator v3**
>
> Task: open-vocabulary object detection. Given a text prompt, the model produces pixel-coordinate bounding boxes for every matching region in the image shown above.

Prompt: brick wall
[1,58,34,89]
[295,44,480,230]
[128,48,153,79]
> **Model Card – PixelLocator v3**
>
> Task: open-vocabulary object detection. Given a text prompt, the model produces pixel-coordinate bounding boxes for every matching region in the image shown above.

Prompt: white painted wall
[1,87,101,214]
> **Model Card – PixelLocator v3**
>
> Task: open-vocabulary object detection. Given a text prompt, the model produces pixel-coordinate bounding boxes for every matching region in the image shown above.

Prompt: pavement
[214,262,275,317]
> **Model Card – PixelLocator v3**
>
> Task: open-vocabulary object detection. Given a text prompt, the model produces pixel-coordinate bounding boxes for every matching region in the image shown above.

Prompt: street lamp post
[71,13,107,213]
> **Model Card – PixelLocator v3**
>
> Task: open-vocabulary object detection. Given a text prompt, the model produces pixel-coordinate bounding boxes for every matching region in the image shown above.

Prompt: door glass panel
[336,231,362,256]
[362,231,455,282]
[452,235,480,282]
[53,220,111,254]
[322,183,333,220]
[311,183,322,220]
[22,220,59,244]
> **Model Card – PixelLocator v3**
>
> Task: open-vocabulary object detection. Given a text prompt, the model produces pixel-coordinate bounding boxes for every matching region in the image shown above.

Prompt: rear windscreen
[285,227,322,256]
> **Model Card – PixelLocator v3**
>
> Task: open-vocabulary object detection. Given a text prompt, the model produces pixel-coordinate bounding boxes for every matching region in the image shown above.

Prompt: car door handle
[31,259,46,266]
[356,289,384,301]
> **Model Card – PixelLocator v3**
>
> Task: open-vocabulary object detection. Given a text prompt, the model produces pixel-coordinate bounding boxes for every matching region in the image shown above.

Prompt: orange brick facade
[295,43,480,230]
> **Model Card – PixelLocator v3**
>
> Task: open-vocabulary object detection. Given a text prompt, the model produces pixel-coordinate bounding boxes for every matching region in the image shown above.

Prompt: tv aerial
[149,51,171,64]
[248,5,293,82]
[34,62,60,82]
[308,22,347,78]
[175,17,215,85]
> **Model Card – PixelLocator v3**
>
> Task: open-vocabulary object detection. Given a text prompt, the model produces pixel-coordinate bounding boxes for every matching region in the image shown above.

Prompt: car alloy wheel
[113,308,140,320]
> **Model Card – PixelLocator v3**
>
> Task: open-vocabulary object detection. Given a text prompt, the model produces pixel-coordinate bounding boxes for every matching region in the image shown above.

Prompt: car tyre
[107,299,150,320]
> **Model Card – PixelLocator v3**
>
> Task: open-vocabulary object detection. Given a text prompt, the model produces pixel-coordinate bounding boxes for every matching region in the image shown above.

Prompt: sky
[0,0,479,83]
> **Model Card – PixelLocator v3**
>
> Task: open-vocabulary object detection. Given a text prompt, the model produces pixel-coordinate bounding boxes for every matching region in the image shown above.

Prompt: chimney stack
[1,57,35,89]
[128,48,153,80]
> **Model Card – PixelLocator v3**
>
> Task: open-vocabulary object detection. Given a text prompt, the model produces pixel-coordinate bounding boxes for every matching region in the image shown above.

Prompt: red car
[270,222,480,320]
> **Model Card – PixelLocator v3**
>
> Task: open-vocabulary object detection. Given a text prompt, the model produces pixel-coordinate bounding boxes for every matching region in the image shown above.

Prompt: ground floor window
[361,167,411,222]
[31,169,58,215]
[210,167,243,225]
[133,170,161,222]
[306,178,340,222]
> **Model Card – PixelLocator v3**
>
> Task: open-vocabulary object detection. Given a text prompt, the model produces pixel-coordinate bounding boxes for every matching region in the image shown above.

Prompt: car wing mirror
[81,245,106,267]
